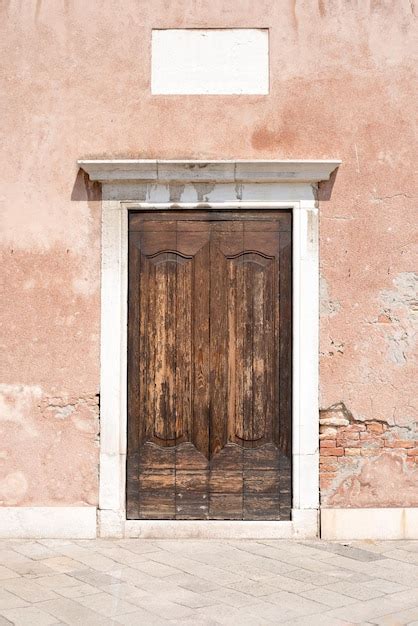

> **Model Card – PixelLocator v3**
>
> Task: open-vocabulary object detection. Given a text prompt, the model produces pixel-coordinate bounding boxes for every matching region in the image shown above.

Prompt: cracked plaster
[1,0,417,508]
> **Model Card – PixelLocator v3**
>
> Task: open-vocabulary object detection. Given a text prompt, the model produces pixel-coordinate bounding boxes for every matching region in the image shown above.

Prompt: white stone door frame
[79,159,340,538]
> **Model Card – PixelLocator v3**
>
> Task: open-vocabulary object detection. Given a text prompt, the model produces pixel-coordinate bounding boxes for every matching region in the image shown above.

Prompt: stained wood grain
[127,211,292,520]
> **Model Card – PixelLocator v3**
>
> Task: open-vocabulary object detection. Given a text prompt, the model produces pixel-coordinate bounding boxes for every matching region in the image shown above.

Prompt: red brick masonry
[319,403,418,507]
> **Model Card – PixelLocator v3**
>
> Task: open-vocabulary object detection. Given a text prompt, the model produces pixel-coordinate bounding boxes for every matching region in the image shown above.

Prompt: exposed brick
[345,448,361,456]
[340,453,359,462]
[321,447,344,456]
[361,448,379,456]
[320,417,349,427]
[320,473,336,489]
[319,426,338,438]
[340,431,360,439]
[320,439,336,448]
[362,439,384,448]
[319,462,339,472]
[320,455,338,465]
[336,438,361,447]
[344,424,366,433]
[320,432,336,440]
[360,432,376,440]
[366,422,384,433]
[407,448,418,456]
[385,440,415,448]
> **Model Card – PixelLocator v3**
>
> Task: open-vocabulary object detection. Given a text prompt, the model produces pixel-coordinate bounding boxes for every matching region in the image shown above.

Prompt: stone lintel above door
[78,159,341,185]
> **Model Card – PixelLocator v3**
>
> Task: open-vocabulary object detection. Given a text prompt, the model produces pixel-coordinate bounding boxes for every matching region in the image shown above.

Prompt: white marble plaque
[151,29,269,95]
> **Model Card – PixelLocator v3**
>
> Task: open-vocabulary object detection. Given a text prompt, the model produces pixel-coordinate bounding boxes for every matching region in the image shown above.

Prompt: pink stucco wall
[1,0,417,508]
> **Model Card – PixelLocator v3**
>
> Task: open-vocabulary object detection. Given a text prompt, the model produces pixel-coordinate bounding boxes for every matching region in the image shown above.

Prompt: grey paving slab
[1,579,58,603]
[41,557,93,575]
[0,606,60,625]
[164,572,220,593]
[201,587,263,608]
[12,544,58,561]
[197,602,277,625]
[304,541,385,562]
[114,608,169,625]
[260,589,328,615]
[370,605,418,624]
[0,589,29,610]
[54,583,101,599]
[0,539,417,625]
[323,580,388,600]
[0,567,20,582]
[299,586,358,608]
[73,591,140,617]
[36,598,117,626]
[363,578,411,594]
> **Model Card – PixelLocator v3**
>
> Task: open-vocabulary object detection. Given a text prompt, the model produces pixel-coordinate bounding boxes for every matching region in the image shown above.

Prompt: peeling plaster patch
[0,384,41,436]
[320,400,418,507]
[381,272,418,313]
[386,329,412,365]
[320,402,354,426]
[320,277,341,317]
[379,272,418,365]
[320,400,402,428]
[0,471,28,505]
[0,392,99,506]
[321,400,417,440]
[321,338,344,357]
[327,453,418,508]
[41,395,99,427]
[55,405,75,419]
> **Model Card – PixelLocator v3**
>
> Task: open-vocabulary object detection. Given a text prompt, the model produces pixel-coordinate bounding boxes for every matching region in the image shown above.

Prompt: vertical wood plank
[126,230,141,519]
[209,230,229,459]
[279,229,292,459]
[251,260,266,443]
[175,255,192,443]
[191,241,210,460]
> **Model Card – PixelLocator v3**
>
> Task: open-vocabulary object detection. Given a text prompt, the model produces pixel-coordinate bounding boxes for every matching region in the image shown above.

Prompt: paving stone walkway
[0,538,417,625]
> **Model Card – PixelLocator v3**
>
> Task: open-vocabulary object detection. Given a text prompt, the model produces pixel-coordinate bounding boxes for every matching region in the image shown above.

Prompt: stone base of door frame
[97,509,319,539]
[321,508,418,540]
[2,507,417,539]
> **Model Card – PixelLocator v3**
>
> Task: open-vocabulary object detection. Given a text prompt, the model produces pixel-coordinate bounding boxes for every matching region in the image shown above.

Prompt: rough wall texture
[1,0,416,508]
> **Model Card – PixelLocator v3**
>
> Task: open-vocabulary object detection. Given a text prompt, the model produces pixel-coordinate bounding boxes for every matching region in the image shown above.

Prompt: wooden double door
[127,210,292,520]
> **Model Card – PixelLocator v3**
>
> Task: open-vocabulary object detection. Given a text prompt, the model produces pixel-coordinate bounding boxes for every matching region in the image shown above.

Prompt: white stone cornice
[77,159,341,184]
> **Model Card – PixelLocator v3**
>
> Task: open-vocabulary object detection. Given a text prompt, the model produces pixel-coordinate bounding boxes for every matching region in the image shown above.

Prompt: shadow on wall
[71,169,101,203]
[317,167,338,201]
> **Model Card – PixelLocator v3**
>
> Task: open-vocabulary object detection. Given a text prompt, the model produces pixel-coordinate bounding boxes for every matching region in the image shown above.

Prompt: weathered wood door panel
[127,211,292,520]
